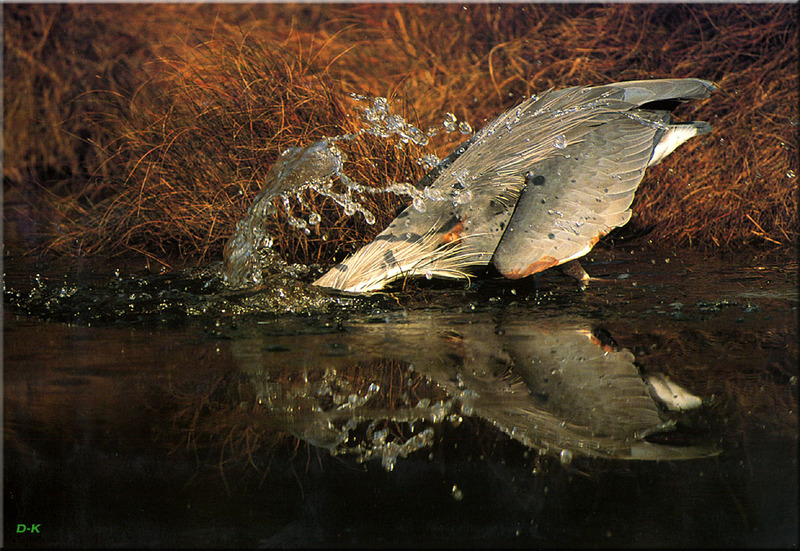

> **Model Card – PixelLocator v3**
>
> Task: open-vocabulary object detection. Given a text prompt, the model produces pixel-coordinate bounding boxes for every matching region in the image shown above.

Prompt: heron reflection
[232,311,717,463]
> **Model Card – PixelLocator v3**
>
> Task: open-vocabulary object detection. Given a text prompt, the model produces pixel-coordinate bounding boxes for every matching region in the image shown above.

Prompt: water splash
[222,94,475,288]
[357,95,431,148]
[443,112,458,133]
[222,140,348,287]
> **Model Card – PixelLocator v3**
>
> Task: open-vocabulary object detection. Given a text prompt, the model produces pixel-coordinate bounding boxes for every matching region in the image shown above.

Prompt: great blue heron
[313,78,716,293]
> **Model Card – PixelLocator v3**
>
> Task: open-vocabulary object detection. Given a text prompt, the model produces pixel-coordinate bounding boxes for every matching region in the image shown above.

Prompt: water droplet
[418,154,440,169]
[554,134,567,149]
[453,188,473,205]
[443,112,458,133]
[787,170,796,178]
[409,129,429,147]
[458,121,472,134]
[288,215,307,230]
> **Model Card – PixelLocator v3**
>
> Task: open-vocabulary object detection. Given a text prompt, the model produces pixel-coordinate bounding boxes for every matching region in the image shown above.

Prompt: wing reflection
[232,311,719,463]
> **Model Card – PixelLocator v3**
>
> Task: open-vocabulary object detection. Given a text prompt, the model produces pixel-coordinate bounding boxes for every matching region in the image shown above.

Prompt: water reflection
[232,310,719,465]
[5,252,797,546]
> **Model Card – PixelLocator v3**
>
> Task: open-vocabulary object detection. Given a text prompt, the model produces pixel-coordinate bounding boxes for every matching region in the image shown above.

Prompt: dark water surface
[3,249,798,547]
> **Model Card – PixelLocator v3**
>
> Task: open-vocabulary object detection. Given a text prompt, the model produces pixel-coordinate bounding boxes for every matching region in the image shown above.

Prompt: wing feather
[493,114,662,278]
[313,79,715,292]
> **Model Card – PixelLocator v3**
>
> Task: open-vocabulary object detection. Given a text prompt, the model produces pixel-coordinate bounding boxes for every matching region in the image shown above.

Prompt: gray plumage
[314,78,716,293]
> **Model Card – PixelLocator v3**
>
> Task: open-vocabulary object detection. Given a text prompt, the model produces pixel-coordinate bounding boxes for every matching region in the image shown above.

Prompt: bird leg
[559,260,591,286]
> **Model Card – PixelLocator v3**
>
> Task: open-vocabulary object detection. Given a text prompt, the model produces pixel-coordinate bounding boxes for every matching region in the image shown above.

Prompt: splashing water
[222,95,475,288]
[222,140,345,287]
[443,112,458,133]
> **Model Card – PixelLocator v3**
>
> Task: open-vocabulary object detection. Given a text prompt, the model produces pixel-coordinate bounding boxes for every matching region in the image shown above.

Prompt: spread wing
[491,113,663,278]
[489,79,716,279]
[313,78,715,293]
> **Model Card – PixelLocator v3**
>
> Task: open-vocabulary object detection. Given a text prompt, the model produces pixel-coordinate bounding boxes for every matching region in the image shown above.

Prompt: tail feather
[648,121,711,166]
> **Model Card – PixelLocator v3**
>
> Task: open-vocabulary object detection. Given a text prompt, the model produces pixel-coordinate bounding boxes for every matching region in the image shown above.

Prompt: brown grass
[4,3,797,267]
[49,34,425,264]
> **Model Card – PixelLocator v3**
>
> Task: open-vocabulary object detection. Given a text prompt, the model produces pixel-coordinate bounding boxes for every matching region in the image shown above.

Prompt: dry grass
[49,34,424,264]
[4,3,797,267]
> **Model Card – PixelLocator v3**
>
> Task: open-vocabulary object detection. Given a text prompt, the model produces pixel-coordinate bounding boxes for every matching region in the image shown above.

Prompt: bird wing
[451,79,715,279]
[442,85,634,265]
[313,79,715,292]
[491,112,666,278]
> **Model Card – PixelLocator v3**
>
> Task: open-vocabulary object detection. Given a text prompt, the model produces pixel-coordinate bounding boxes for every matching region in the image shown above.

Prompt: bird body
[314,78,716,293]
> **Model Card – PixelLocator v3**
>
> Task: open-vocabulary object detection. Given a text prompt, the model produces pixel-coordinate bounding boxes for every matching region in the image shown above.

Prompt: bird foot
[559,260,591,288]
[560,260,623,289]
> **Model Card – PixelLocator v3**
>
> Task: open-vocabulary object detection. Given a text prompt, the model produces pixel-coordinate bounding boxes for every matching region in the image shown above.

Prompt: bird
[313,78,716,293]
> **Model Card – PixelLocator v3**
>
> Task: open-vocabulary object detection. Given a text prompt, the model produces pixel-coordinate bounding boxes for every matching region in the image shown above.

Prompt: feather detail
[313,221,490,293]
